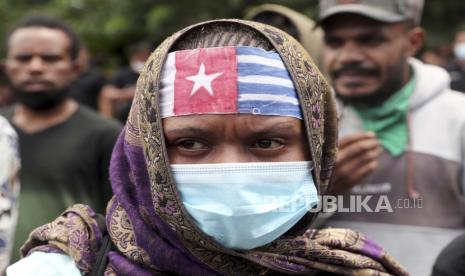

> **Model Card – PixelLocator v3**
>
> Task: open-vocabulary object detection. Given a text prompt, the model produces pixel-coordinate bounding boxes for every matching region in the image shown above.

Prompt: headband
[159,46,303,119]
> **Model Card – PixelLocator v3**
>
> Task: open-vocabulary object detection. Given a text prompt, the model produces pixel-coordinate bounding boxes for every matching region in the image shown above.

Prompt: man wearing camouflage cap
[318,0,465,274]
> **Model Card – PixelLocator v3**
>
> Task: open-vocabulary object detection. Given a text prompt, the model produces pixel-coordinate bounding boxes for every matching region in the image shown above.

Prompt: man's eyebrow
[357,30,385,39]
[249,123,299,136]
[324,33,338,40]
[164,126,216,137]
[164,121,300,138]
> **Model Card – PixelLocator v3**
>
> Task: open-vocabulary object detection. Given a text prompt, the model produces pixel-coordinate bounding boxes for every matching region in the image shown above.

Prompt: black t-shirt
[1,105,122,262]
[447,62,465,93]
[109,67,139,88]
[69,67,106,110]
[108,67,139,122]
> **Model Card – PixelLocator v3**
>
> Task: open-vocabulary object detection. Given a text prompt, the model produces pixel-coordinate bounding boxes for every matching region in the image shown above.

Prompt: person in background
[447,31,465,92]
[245,3,325,72]
[433,232,465,276]
[420,48,447,67]
[7,19,407,276]
[318,0,465,275]
[0,116,20,273]
[0,15,121,262]
[99,41,152,122]
[69,45,106,110]
[0,69,15,108]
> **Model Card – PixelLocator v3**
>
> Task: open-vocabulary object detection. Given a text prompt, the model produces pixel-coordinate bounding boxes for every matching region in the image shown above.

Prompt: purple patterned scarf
[20,20,408,276]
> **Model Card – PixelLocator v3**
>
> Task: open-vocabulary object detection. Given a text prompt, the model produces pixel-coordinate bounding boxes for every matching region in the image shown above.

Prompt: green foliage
[0,0,463,67]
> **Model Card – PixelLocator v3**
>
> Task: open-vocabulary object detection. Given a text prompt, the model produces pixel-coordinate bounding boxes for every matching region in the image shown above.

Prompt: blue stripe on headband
[236,46,282,60]
[235,47,302,120]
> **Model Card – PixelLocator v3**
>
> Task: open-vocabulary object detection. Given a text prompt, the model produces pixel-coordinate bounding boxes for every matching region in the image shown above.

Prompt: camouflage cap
[318,0,424,25]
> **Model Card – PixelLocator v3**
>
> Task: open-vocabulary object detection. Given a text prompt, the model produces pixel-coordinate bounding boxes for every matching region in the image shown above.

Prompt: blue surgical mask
[454,43,465,60]
[171,161,318,250]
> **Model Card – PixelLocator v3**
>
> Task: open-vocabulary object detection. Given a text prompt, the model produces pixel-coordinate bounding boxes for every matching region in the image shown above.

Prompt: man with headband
[8,20,407,275]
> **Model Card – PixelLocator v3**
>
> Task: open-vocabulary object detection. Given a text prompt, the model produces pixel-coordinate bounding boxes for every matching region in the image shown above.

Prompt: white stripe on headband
[238,94,300,106]
[237,55,286,69]
[238,75,295,89]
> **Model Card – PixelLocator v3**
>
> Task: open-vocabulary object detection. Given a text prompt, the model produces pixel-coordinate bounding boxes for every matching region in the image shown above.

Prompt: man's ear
[407,27,425,57]
[71,59,83,80]
[0,60,5,71]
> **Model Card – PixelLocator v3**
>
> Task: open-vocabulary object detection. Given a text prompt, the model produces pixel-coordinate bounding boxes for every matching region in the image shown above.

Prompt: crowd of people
[0,0,465,275]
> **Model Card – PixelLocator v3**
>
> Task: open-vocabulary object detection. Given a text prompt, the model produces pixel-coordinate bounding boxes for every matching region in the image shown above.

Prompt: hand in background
[330,132,382,194]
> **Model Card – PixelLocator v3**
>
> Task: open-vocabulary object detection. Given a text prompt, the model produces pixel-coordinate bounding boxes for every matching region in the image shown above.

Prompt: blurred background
[1,0,463,71]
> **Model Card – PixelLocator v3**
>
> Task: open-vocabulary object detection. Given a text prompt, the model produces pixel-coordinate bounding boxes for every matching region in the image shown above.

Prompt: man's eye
[324,36,343,48]
[15,55,31,62]
[176,139,208,150]
[251,139,283,149]
[359,35,385,47]
[42,55,62,62]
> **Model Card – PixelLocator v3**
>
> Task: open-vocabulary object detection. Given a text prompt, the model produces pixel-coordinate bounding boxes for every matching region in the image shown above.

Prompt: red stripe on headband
[173,47,238,115]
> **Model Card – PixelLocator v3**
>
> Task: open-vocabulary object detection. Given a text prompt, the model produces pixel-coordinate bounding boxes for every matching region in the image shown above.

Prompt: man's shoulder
[442,88,465,100]
[413,88,465,131]
[434,89,465,115]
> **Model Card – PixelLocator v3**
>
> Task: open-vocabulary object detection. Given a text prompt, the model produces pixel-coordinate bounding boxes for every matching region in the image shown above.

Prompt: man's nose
[211,145,250,163]
[27,57,45,73]
[338,42,365,64]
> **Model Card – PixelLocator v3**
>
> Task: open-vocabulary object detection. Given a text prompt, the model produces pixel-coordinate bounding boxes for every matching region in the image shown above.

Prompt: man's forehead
[322,13,386,31]
[163,114,301,132]
[8,27,70,48]
[11,26,66,39]
[7,27,71,56]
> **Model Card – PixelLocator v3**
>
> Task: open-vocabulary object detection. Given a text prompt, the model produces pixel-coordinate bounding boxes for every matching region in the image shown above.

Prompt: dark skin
[322,14,424,193]
[322,14,423,99]
[163,114,310,164]
[330,132,381,194]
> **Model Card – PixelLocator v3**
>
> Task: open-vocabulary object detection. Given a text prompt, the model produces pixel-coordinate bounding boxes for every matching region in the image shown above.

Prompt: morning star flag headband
[159,46,303,120]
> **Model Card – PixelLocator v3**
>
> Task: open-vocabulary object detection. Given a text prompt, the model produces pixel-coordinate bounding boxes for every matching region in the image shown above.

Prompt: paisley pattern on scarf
[20,204,102,273]
[21,20,408,276]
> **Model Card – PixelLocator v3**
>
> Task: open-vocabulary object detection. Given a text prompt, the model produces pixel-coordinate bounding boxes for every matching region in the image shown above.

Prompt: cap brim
[318,4,407,25]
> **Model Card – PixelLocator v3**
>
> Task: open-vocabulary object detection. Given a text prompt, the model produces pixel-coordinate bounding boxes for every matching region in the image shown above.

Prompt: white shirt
[7,252,80,276]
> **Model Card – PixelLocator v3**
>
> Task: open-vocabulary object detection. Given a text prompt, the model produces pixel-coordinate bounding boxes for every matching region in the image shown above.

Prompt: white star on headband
[185,63,223,96]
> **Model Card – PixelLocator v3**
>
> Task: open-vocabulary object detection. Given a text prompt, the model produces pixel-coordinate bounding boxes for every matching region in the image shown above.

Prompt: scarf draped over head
[20,19,408,276]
